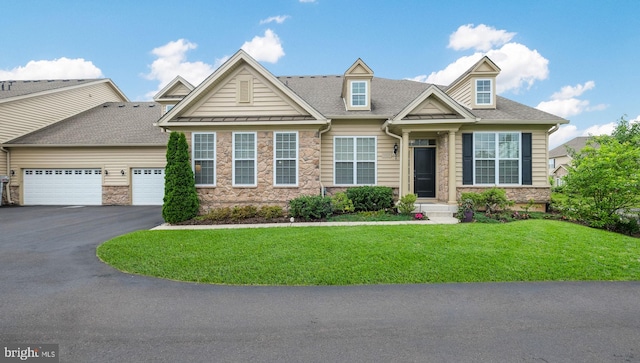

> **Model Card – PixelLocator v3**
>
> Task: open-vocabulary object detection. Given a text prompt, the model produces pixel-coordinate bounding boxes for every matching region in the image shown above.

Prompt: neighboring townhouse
[157,50,568,211]
[548,136,591,186]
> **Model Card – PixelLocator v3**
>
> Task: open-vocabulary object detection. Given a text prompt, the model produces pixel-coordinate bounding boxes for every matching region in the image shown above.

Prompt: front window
[474,132,520,185]
[334,136,376,185]
[193,133,216,185]
[476,79,492,105]
[274,132,298,186]
[233,132,257,186]
[351,81,367,107]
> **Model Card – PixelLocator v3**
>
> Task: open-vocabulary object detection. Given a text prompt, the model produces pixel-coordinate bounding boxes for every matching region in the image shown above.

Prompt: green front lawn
[97,220,640,285]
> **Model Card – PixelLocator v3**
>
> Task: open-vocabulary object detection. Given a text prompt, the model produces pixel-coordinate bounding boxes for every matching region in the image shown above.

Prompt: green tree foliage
[162,132,200,223]
[564,117,640,230]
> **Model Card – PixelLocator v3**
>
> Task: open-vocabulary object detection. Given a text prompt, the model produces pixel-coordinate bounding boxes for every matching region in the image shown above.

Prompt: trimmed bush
[346,186,394,212]
[259,205,285,220]
[231,205,258,221]
[331,192,354,214]
[289,195,333,221]
[397,193,417,215]
[202,207,232,221]
[162,132,200,224]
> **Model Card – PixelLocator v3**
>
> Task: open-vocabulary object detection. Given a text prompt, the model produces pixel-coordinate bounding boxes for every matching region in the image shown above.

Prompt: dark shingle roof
[7,102,167,145]
[549,136,591,158]
[279,75,565,122]
[0,79,103,100]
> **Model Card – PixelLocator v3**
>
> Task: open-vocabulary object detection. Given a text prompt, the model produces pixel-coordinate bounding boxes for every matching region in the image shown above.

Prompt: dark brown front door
[414,148,436,198]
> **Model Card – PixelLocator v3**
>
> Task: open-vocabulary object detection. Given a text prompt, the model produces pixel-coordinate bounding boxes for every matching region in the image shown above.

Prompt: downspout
[0,146,13,205]
[548,123,560,135]
[384,123,403,197]
[318,120,332,197]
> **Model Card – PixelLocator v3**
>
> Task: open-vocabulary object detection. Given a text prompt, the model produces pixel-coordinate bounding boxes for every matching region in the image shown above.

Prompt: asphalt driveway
[1,206,640,362]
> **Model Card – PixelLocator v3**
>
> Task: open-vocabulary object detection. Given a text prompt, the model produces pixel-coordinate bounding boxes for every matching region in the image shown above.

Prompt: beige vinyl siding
[166,83,191,97]
[455,125,550,187]
[412,97,453,115]
[320,120,399,187]
[184,67,308,118]
[447,79,472,109]
[0,156,7,177]
[9,146,166,187]
[0,82,126,144]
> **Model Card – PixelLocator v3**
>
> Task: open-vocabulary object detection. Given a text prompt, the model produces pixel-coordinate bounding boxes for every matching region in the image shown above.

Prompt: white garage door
[132,168,165,205]
[23,169,102,205]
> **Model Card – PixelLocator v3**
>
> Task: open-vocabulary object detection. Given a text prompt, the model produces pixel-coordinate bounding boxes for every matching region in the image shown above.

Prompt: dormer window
[165,104,175,113]
[476,79,492,105]
[351,81,367,107]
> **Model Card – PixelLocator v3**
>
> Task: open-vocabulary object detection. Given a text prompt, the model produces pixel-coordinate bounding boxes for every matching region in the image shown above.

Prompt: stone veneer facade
[195,130,321,212]
[456,186,551,211]
[102,186,130,205]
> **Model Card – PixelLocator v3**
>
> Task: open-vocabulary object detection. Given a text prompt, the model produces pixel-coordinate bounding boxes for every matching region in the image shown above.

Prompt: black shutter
[522,133,532,185]
[462,133,473,185]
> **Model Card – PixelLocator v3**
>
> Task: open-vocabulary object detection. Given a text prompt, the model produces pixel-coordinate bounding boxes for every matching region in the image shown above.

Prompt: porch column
[402,131,410,196]
[448,130,457,204]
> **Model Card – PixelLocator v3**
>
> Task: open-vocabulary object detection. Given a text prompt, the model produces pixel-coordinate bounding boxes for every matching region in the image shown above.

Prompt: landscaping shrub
[330,192,354,214]
[346,186,394,212]
[460,188,513,215]
[231,205,258,221]
[397,193,417,215]
[203,207,232,221]
[162,132,200,224]
[289,195,333,221]
[259,205,285,220]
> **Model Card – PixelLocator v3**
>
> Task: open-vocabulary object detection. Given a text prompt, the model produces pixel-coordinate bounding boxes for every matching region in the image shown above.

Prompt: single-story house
[1,50,568,210]
[156,50,568,211]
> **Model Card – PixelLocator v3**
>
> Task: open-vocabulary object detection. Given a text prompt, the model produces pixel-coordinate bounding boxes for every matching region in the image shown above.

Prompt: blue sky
[2,0,639,148]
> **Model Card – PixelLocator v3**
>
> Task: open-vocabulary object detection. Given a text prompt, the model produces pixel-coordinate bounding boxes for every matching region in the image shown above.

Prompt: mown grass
[97,220,640,285]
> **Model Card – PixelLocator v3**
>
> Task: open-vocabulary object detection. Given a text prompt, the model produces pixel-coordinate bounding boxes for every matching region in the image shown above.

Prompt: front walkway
[153,216,459,230]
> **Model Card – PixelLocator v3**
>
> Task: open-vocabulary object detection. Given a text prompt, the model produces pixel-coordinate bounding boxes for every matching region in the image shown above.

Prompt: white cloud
[549,122,618,149]
[0,57,103,80]
[260,15,290,25]
[632,115,640,122]
[536,81,607,118]
[448,24,516,52]
[143,39,220,99]
[409,53,480,84]
[241,29,285,63]
[551,81,595,100]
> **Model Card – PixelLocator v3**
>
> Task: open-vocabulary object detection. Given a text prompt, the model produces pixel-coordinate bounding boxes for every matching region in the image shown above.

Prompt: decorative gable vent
[237,75,253,104]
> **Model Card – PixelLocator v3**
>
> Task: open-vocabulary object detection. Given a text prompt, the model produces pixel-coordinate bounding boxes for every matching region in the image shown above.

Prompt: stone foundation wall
[103,186,130,205]
[436,133,449,203]
[456,186,551,210]
[8,185,19,205]
[197,130,321,212]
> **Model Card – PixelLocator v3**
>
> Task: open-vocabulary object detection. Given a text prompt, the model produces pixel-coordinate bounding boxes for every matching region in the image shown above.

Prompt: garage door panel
[24,169,102,205]
[132,168,164,205]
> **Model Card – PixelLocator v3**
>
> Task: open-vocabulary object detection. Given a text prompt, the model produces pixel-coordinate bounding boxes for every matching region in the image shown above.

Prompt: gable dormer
[341,58,373,111]
[153,76,195,113]
[446,56,500,110]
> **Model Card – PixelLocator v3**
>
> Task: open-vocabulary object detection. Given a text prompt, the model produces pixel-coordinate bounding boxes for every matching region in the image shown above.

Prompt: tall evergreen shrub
[162,132,200,223]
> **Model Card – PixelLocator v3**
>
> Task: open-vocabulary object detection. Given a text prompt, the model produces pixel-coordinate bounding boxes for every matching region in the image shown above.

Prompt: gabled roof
[5,102,167,146]
[549,136,591,158]
[446,56,501,92]
[391,84,476,122]
[157,49,327,126]
[0,79,128,102]
[153,76,194,101]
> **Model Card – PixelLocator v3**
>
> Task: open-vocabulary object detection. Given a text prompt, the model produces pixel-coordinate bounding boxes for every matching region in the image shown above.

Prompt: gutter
[318,120,332,196]
[0,146,13,204]
[548,123,560,135]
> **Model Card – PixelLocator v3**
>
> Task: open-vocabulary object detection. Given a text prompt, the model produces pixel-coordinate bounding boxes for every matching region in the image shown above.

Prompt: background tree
[563,117,640,231]
[162,132,199,223]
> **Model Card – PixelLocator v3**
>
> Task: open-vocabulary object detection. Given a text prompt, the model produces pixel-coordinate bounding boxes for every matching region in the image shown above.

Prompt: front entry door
[414,148,436,198]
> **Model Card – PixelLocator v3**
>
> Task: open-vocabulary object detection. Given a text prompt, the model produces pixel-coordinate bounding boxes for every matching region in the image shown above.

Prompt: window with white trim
[474,132,520,185]
[334,136,376,185]
[193,133,216,186]
[351,81,367,107]
[476,79,492,105]
[233,132,257,186]
[274,132,298,186]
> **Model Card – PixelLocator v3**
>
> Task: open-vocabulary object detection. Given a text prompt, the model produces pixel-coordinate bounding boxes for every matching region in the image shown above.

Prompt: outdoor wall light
[10,170,15,176]
[121,170,125,176]
[104,170,109,175]
[393,143,398,156]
